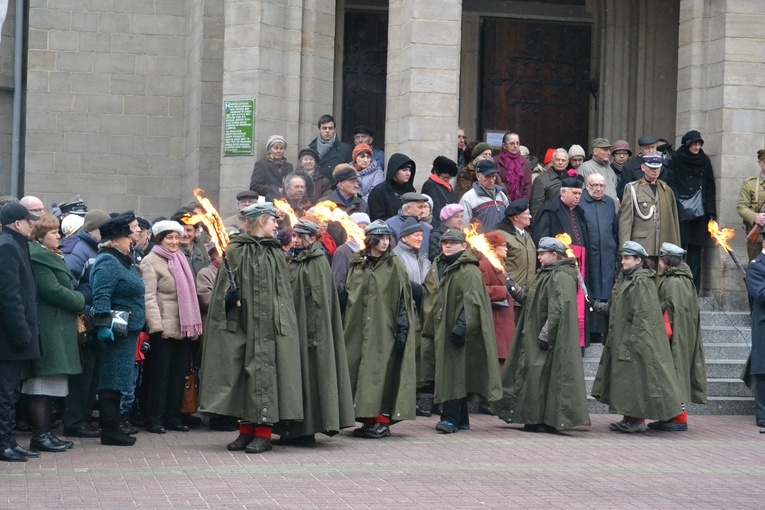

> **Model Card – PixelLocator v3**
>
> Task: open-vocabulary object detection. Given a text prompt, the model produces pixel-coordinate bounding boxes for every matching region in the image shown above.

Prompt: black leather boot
[99,391,136,446]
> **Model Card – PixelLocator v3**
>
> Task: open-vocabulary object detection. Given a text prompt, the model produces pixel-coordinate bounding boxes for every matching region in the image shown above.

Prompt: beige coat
[619,179,681,256]
[196,262,218,326]
[140,252,184,340]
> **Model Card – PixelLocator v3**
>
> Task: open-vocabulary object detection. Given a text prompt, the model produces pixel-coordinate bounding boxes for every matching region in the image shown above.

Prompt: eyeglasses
[28,207,46,213]
[587,184,605,189]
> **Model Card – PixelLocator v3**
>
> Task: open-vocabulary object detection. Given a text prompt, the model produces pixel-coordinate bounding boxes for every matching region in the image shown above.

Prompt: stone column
[218,0,303,216]
[677,0,765,309]
[385,0,462,190]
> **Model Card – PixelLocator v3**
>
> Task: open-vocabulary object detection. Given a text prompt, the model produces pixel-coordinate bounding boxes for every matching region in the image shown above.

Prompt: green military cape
[657,263,707,404]
[24,242,85,379]
[419,258,440,388]
[592,268,683,420]
[344,249,416,422]
[495,257,590,430]
[433,248,502,404]
[199,234,303,425]
[274,242,356,438]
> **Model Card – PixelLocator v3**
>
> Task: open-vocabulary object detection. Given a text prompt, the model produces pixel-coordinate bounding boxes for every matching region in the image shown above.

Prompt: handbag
[491,299,509,308]
[182,363,199,415]
[90,307,132,337]
[677,188,704,222]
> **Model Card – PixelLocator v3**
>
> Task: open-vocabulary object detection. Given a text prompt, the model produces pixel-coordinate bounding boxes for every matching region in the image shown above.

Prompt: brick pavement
[1,414,763,509]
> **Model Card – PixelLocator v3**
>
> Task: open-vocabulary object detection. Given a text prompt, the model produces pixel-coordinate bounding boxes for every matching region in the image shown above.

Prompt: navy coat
[0,228,42,361]
[746,253,765,375]
[578,191,618,300]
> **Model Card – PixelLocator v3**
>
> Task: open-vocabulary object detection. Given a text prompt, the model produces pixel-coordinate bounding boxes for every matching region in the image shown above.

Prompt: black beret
[504,198,529,217]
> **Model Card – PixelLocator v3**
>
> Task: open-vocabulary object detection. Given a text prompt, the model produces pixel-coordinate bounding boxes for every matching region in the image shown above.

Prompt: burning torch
[188,188,240,307]
[708,219,746,277]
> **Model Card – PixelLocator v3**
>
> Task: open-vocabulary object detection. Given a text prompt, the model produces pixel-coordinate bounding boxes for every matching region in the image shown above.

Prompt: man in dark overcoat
[745,236,765,427]
[578,173,618,343]
[0,204,42,461]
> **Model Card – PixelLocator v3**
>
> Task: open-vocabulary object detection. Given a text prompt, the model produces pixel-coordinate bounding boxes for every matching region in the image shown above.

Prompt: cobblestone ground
[2,414,764,509]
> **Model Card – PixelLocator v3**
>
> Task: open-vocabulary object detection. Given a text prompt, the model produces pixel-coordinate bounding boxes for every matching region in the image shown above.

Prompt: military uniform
[619,179,681,257]
[736,175,765,262]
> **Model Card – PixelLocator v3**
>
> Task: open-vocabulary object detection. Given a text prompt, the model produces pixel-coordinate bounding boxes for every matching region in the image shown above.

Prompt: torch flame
[463,222,504,272]
[273,199,298,227]
[554,233,577,259]
[708,219,734,253]
[311,201,366,248]
[187,188,230,257]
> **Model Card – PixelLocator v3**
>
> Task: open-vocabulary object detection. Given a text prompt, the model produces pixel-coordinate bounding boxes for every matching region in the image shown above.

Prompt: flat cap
[619,241,649,257]
[660,242,686,258]
[401,192,428,204]
[441,228,466,243]
[641,152,663,168]
[591,137,612,149]
[242,202,278,219]
[236,190,259,201]
[364,219,392,235]
[504,198,529,217]
[475,159,498,175]
[293,219,319,235]
[400,217,424,237]
[536,236,568,255]
[352,125,374,137]
[332,164,359,184]
[637,135,658,147]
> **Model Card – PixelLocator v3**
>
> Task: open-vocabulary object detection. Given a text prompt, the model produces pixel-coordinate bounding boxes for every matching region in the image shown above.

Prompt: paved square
[2,414,763,509]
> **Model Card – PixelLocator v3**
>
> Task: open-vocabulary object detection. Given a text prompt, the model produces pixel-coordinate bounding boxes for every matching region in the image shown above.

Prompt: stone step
[587,396,754,415]
[584,343,750,360]
[701,326,751,343]
[700,311,750,328]
[584,376,752,398]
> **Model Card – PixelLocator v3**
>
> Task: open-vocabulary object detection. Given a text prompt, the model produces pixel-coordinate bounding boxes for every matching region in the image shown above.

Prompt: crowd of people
[1,114,765,463]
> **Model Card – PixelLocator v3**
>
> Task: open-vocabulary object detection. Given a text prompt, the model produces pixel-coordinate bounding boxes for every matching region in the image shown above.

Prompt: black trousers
[0,360,23,449]
[144,337,191,427]
[754,375,765,425]
[683,243,702,294]
[440,398,469,428]
[63,342,99,430]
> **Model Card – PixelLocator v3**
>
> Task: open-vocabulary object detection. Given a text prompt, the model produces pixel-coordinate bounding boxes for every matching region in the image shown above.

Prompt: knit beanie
[471,142,492,160]
[82,209,110,233]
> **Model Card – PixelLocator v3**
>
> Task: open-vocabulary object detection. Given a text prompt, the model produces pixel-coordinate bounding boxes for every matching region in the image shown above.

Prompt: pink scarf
[499,149,525,201]
[151,244,203,337]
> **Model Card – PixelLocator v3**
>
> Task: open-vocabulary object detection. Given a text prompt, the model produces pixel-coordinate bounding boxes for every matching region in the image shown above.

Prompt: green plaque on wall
[223,99,255,156]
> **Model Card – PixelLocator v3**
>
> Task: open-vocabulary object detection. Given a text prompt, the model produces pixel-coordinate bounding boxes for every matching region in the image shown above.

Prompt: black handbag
[677,188,704,222]
[90,307,131,337]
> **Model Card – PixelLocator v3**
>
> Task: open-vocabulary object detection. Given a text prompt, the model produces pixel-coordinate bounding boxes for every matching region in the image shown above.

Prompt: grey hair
[283,172,306,191]
[553,148,569,159]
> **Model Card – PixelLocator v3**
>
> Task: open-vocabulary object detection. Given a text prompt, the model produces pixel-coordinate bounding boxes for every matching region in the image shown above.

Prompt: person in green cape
[344,220,417,438]
[273,219,355,445]
[652,242,707,431]
[198,202,303,454]
[591,241,683,433]
[431,229,503,433]
[494,236,590,433]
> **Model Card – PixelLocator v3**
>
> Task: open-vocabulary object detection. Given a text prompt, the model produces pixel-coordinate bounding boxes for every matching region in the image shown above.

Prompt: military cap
[293,219,319,235]
[441,228,466,243]
[660,242,686,258]
[641,152,663,168]
[619,241,649,257]
[59,198,88,216]
[364,219,392,235]
[242,202,278,219]
[536,236,568,255]
[504,198,529,217]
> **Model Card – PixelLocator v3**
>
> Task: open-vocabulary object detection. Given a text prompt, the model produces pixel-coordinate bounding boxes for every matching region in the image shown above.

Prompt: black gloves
[225,287,241,306]
[538,339,549,351]
[591,300,609,316]
[410,282,423,312]
[538,321,550,351]
[506,279,524,304]
[450,309,467,348]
